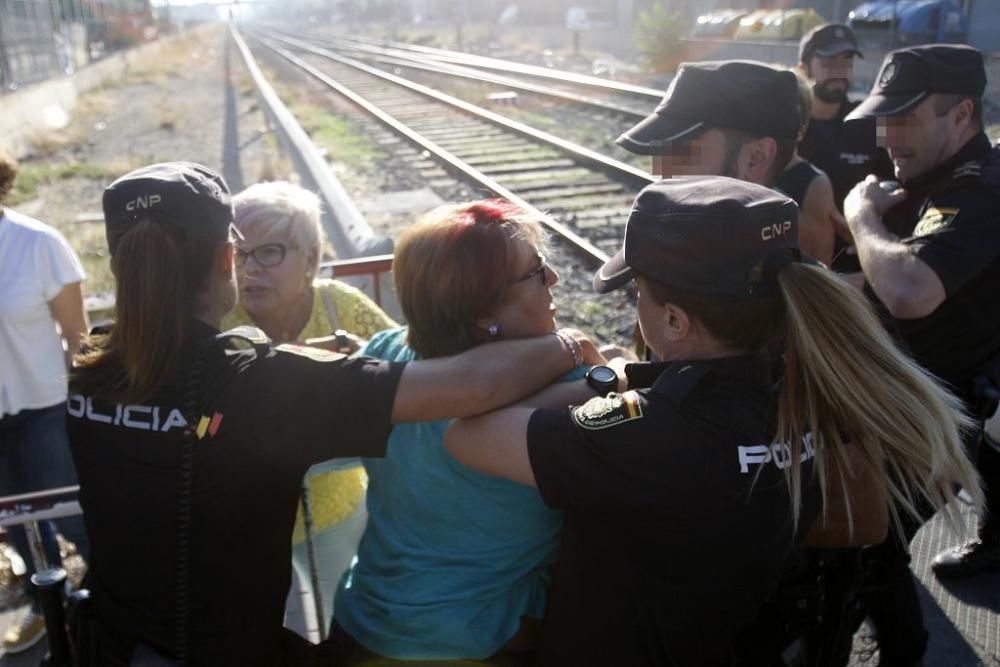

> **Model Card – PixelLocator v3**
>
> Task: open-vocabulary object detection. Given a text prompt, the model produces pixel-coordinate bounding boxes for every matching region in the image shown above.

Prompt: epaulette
[216,325,272,356]
[952,159,982,180]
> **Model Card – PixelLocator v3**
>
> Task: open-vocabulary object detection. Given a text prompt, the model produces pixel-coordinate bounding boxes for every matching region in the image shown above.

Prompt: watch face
[590,366,617,383]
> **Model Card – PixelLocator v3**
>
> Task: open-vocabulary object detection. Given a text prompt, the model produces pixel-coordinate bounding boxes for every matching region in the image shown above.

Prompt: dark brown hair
[637,272,785,353]
[0,148,17,206]
[933,93,982,127]
[720,129,796,187]
[73,220,221,403]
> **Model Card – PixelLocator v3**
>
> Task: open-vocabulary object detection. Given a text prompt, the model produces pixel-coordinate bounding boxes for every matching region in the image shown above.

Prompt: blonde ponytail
[776,263,982,538]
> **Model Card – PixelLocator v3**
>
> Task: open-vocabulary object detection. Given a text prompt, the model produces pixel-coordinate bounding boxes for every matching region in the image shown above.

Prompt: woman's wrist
[551,328,583,368]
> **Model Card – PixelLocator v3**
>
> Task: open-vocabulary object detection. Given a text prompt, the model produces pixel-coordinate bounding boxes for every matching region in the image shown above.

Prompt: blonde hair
[394,199,546,358]
[232,181,324,274]
[642,263,982,538]
[776,264,980,537]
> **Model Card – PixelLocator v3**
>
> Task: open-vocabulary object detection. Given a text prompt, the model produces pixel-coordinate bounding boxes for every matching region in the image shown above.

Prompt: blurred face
[236,224,312,318]
[651,128,741,179]
[805,53,854,104]
[877,96,962,183]
[488,241,559,339]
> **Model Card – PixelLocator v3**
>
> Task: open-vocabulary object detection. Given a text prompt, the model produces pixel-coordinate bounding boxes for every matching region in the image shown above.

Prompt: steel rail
[230,27,392,260]
[264,32,654,191]
[280,33,648,120]
[299,30,665,100]
[247,33,612,265]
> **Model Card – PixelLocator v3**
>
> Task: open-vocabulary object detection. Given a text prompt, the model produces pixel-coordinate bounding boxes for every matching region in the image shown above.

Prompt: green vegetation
[633,4,686,73]
[576,301,605,320]
[290,103,387,168]
[7,162,118,206]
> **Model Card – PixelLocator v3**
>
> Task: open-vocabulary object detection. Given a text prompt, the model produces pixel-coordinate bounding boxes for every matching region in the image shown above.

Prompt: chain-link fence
[0,0,156,91]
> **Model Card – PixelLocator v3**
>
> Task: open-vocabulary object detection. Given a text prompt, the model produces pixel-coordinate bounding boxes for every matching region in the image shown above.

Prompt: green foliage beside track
[633,4,686,73]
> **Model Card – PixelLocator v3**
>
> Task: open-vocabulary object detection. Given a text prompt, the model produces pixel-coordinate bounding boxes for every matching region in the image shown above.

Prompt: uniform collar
[186,318,221,343]
[903,132,991,192]
[626,353,772,401]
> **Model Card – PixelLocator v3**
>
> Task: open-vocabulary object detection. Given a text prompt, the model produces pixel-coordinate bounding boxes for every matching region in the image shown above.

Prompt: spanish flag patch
[195,412,223,440]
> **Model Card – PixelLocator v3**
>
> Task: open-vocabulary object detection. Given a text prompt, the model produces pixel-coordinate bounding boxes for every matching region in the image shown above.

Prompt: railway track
[289,29,662,118]
[248,28,655,259]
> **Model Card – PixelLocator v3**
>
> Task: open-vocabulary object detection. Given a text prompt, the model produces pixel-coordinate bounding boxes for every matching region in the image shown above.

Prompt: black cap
[846,44,986,120]
[799,23,862,63]
[103,162,237,256]
[593,177,800,296]
[616,61,801,155]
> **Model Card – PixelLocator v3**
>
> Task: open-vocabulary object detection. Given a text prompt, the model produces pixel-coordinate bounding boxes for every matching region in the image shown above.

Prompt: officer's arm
[798,173,837,267]
[390,332,593,424]
[444,408,537,487]
[804,443,889,548]
[844,176,946,319]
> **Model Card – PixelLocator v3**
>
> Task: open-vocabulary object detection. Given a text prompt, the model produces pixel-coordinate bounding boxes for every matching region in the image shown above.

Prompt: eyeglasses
[235,243,290,268]
[509,254,548,286]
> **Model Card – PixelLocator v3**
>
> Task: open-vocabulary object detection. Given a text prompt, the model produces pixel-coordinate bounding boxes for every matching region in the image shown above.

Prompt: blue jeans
[0,403,88,609]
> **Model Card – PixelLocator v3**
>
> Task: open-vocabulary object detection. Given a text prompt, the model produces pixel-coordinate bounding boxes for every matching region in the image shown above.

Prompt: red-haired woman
[330,200,600,665]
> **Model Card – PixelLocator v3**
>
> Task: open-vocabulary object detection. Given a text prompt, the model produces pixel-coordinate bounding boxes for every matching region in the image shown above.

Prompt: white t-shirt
[0,208,86,418]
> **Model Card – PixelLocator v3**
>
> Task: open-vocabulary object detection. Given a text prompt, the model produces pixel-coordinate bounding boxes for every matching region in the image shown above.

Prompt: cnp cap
[103,161,238,256]
[593,176,801,296]
[799,23,862,63]
[616,61,801,155]
[846,44,986,120]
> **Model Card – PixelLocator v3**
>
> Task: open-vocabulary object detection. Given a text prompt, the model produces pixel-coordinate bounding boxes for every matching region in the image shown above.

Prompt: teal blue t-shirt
[333,327,587,659]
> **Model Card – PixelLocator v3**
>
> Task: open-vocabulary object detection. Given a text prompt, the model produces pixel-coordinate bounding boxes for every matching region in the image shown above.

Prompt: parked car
[691,9,750,39]
[849,0,967,46]
[733,8,825,41]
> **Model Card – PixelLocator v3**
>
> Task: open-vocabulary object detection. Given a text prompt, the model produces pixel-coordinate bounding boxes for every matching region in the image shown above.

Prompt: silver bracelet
[552,329,582,367]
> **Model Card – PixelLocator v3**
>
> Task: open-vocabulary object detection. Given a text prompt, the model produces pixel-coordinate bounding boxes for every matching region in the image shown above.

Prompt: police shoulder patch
[277,343,344,362]
[914,206,960,236]
[571,390,644,431]
[218,325,271,346]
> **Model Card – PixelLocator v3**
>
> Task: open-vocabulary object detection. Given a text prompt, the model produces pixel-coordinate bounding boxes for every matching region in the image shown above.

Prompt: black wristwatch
[586,365,618,396]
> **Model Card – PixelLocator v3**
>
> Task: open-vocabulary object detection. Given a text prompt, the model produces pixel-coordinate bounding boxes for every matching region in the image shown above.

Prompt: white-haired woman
[222,181,398,568]
[223,181,396,346]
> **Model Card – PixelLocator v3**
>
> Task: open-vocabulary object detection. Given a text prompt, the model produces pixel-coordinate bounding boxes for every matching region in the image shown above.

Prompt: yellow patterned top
[223,278,398,540]
[223,277,398,343]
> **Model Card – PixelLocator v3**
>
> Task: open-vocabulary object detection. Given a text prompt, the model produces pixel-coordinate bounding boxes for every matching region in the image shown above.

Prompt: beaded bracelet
[552,329,582,368]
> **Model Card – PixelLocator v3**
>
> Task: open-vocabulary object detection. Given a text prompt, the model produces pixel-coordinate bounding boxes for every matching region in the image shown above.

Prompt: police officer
[616,60,842,266]
[842,43,1000,666]
[797,23,895,212]
[66,162,593,666]
[444,176,979,666]
[617,60,800,187]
